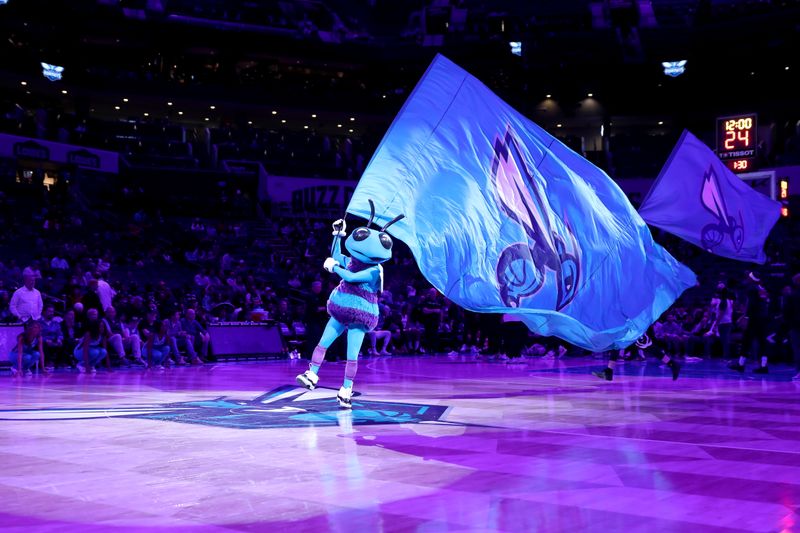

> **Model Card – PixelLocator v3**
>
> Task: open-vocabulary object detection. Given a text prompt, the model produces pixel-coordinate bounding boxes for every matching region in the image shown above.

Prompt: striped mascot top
[326,257,382,332]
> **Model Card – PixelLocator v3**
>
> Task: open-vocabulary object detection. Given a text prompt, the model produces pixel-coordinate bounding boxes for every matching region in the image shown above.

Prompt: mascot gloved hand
[295,200,405,409]
[323,257,339,273]
[332,219,347,237]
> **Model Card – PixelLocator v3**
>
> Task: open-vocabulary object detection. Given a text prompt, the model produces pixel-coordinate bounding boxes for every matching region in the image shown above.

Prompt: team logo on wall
[700,166,744,252]
[662,60,687,77]
[491,128,581,310]
[41,62,64,82]
[0,386,449,429]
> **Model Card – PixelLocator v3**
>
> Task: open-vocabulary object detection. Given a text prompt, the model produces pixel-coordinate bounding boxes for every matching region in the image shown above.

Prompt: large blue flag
[639,130,781,264]
[346,54,696,351]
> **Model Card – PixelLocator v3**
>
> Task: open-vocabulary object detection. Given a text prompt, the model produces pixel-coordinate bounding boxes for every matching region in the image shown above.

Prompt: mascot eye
[379,233,393,250]
[353,228,370,241]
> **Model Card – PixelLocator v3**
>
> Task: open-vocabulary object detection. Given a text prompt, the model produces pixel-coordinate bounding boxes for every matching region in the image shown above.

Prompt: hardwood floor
[1,355,798,532]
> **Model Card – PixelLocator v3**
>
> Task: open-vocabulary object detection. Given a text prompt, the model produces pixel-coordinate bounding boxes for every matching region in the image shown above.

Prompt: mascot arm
[333,265,378,284]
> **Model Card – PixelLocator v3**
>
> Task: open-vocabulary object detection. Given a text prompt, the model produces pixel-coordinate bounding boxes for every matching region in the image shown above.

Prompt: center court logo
[0,386,450,429]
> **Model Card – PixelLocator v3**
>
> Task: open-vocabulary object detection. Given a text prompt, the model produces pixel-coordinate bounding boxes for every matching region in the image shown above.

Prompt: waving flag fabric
[639,130,781,264]
[346,54,696,351]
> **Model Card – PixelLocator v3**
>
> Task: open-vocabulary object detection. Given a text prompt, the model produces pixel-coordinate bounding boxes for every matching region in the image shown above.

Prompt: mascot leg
[312,318,346,372]
[337,328,366,409]
[296,318,345,390]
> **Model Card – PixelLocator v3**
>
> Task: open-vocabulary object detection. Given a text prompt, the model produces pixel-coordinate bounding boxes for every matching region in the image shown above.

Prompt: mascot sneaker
[296,370,319,390]
[337,386,353,409]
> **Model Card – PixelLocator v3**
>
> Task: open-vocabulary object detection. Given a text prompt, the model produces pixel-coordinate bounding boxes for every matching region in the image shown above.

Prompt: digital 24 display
[716,113,757,172]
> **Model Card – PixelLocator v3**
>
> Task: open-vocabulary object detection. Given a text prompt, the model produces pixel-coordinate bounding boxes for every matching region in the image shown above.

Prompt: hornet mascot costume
[296,200,405,408]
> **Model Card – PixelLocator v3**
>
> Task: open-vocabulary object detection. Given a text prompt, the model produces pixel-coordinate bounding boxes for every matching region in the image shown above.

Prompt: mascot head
[346,199,405,265]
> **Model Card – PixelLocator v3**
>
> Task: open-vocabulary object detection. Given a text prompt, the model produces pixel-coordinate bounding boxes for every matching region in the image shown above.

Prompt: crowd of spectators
[5,97,800,182]
[3,265,212,376]
[2,184,798,380]
[0,99,377,180]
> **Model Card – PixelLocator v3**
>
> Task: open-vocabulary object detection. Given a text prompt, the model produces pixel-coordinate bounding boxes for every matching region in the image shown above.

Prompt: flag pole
[331,212,347,257]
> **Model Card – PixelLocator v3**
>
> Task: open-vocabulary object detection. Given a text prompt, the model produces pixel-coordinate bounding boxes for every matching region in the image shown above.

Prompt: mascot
[296,200,404,408]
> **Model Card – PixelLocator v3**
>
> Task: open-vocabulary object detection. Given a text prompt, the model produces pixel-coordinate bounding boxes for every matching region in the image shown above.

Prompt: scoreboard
[716,113,757,173]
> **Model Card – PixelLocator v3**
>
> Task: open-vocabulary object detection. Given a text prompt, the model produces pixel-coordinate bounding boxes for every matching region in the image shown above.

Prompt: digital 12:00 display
[716,113,757,172]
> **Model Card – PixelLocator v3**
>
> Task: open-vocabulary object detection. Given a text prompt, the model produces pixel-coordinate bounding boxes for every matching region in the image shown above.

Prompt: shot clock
[716,113,757,172]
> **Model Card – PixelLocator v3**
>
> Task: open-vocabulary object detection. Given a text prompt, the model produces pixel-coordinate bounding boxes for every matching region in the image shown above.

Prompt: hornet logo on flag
[700,166,744,252]
[491,128,580,310]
